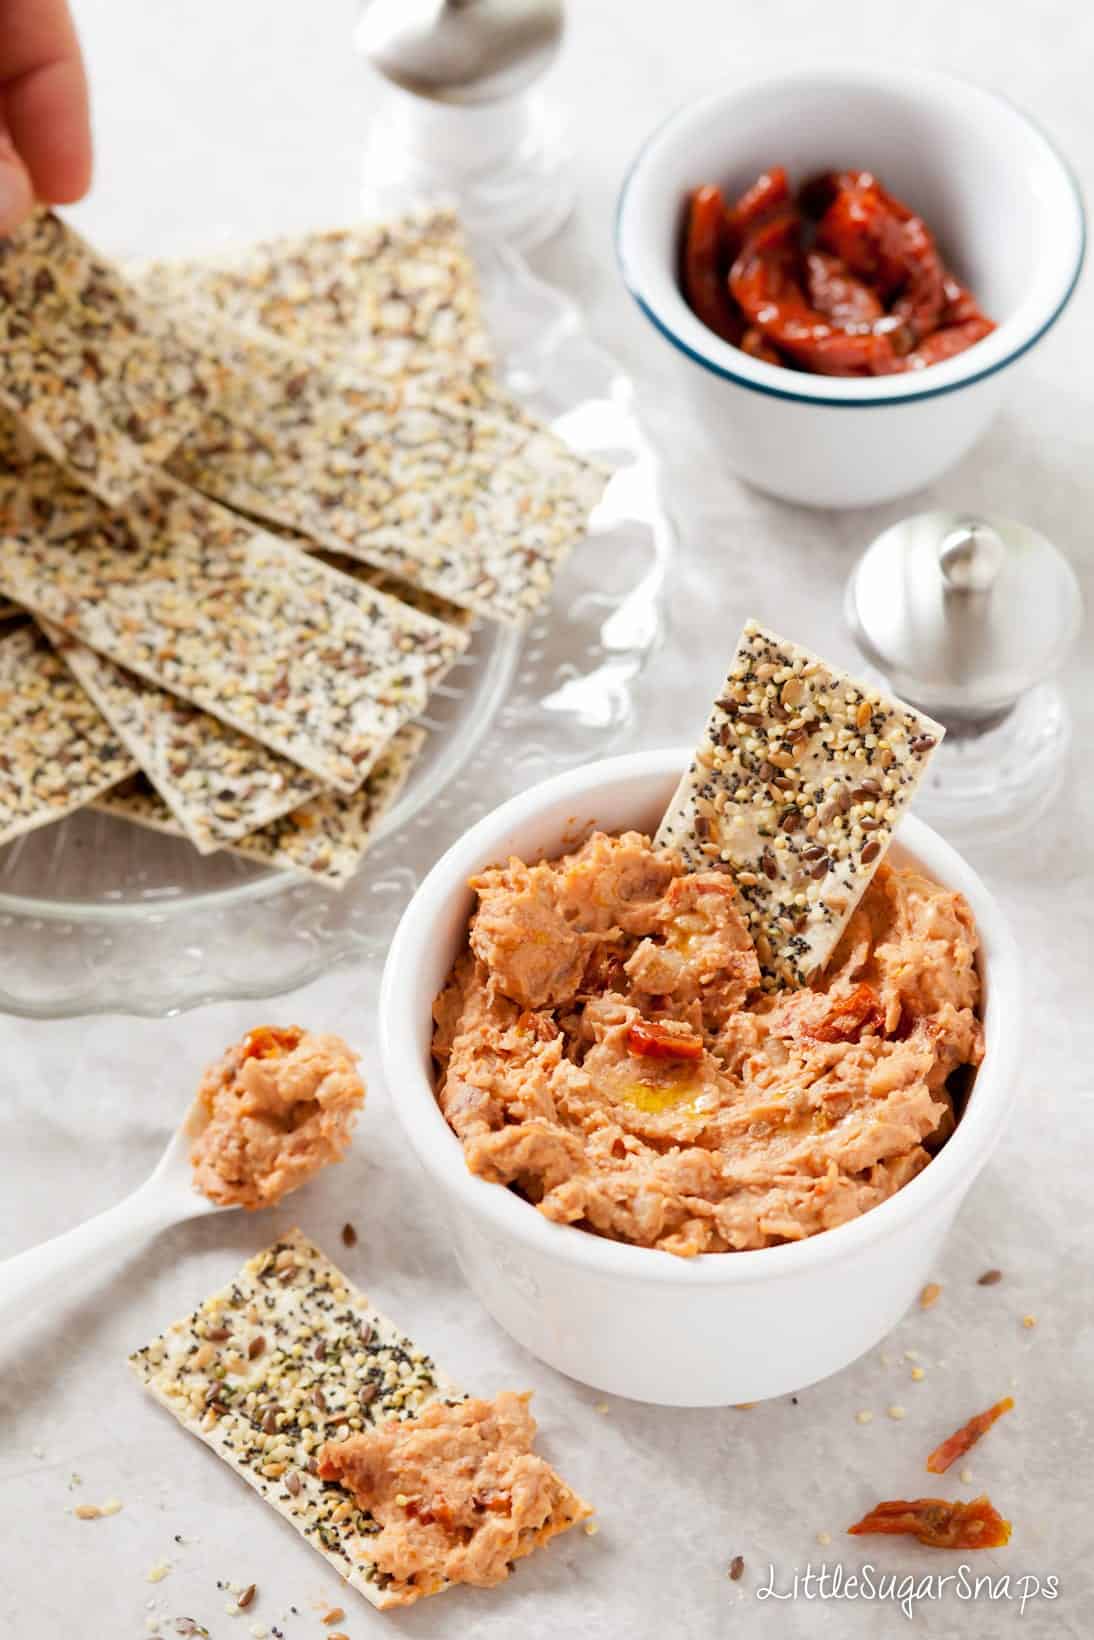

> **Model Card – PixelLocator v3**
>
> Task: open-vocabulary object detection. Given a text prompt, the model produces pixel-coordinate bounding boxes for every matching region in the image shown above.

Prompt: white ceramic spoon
[0,1102,227,1329]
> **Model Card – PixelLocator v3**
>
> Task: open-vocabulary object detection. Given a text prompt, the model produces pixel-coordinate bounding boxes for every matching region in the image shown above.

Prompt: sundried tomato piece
[807,983,886,1043]
[941,273,988,325]
[681,184,743,345]
[848,1495,1011,1550]
[740,325,783,365]
[815,180,911,295]
[241,1025,305,1060]
[804,250,884,328]
[727,166,790,241]
[626,1020,703,1061]
[731,215,903,377]
[926,1396,1014,1474]
[902,316,995,370]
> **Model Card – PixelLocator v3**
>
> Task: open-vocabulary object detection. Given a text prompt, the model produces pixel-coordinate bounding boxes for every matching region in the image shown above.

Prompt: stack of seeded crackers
[0,207,607,886]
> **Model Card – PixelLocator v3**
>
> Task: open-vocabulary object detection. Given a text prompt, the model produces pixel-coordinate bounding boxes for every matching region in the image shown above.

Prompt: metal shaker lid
[356,0,564,106]
[844,510,1082,720]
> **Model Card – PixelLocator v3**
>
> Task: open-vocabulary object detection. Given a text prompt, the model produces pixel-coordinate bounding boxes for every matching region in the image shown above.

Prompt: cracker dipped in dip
[432,624,983,1257]
[190,1025,364,1208]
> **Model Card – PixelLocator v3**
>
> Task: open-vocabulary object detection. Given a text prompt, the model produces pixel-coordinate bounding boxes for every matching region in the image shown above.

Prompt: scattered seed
[583,1520,599,1536]
[101,1498,123,1515]
[147,1562,170,1583]
[888,1405,906,1420]
[728,1554,745,1581]
[919,1283,942,1309]
[285,1471,302,1497]
[911,1367,926,1381]
[341,1223,357,1248]
[321,1610,345,1625]
[978,1269,1003,1286]
[247,1336,266,1360]
[1022,1314,1037,1329]
[74,1504,102,1520]
[856,1410,874,1424]
[816,1529,832,1546]
[960,1467,974,1484]
[237,1585,256,1610]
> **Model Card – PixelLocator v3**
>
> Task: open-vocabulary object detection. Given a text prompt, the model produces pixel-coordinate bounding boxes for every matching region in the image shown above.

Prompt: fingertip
[0,153,35,236]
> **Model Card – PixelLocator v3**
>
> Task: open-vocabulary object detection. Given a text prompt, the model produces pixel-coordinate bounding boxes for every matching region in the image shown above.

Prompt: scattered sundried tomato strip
[926,1396,1014,1474]
[681,185,742,345]
[848,1495,1011,1550]
[807,983,886,1043]
[626,1020,703,1061]
[241,1024,304,1060]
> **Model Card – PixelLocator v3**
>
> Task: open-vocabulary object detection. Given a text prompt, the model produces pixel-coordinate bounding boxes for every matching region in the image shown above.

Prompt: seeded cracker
[0,452,468,791]
[0,623,136,846]
[129,1230,587,1608]
[164,321,606,626]
[43,625,322,852]
[95,725,426,886]
[137,206,493,390]
[655,621,944,985]
[0,210,222,507]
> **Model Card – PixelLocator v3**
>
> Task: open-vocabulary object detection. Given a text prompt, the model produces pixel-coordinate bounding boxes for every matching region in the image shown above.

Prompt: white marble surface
[2,2,1093,1636]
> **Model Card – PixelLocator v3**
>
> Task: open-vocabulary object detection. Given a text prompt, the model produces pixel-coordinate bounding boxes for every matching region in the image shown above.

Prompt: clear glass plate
[0,245,675,1018]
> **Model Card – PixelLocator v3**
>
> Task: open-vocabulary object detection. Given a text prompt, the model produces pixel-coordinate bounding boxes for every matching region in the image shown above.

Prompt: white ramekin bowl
[616,67,1085,508]
[380,749,1022,1406]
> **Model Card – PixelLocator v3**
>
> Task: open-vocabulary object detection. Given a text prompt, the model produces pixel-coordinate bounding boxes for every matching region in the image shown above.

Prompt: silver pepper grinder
[845,511,1082,842]
[355,0,571,249]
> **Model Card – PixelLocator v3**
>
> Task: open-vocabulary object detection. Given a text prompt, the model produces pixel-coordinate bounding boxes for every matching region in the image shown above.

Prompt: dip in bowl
[380,750,1022,1406]
[616,67,1085,508]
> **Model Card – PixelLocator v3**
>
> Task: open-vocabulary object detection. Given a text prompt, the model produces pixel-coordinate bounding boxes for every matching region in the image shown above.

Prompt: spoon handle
[0,1178,191,1330]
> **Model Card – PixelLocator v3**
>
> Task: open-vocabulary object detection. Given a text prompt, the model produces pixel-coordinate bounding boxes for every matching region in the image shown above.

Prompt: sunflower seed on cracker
[0,210,222,507]
[44,625,322,852]
[165,324,607,626]
[96,724,426,887]
[0,623,136,847]
[0,451,467,792]
[655,620,944,986]
[137,206,493,389]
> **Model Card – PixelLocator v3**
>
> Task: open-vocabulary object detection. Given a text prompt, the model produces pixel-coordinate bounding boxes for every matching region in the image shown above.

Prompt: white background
[2,3,1092,1637]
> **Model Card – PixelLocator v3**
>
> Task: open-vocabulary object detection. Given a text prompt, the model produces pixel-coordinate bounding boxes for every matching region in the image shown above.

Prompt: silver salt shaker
[845,511,1082,842]
[355,0,571,249]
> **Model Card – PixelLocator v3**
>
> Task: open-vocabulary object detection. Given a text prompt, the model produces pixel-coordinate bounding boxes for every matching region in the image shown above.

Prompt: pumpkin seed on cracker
[656,620,944,985]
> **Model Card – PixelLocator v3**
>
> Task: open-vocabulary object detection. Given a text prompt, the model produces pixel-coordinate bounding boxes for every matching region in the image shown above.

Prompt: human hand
[0,0,91,233]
